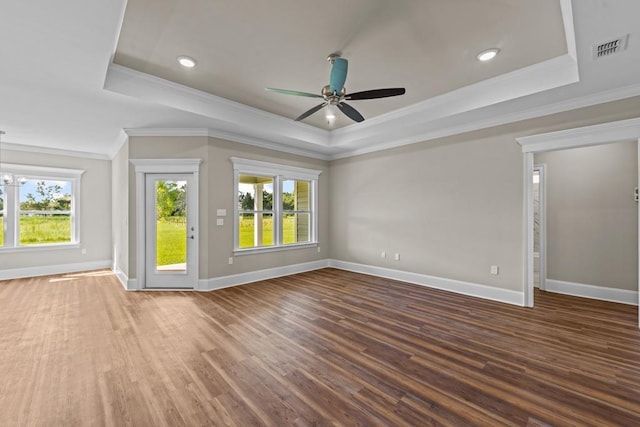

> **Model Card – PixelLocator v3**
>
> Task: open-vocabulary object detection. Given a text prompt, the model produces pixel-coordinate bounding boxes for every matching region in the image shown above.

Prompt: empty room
[1,0,640,425]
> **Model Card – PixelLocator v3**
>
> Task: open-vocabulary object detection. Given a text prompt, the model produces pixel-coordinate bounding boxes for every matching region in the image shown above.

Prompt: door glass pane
[155,180,187,272]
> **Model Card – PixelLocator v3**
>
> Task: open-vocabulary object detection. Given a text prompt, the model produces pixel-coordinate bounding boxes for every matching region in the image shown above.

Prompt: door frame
[144,173,197,289]
[130,159,201,290]
[517,117,640,322]
[533,165,547,291]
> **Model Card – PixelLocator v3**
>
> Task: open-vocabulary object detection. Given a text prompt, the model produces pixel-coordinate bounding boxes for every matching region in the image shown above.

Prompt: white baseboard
[112,266,129,290]
[545,279,638,305]
[198,259,330,291]
[328,260,524,306]
[0,259,112,281]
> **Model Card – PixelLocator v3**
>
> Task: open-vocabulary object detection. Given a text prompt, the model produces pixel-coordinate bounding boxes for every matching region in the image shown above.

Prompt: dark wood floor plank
[1,268,640,426]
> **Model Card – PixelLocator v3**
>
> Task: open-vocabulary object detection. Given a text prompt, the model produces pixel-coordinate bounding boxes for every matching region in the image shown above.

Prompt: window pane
[155,180,187,272]
[283,179,310,211]
[283,213,310,244]
[19,179,72,245]
[238,212,274,248]
[238,175,273,211]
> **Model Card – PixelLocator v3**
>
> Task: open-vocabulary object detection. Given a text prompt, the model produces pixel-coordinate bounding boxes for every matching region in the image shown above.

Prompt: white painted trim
[519,118,640,317]
[124,128,332,161]
[199,260,329,291]
[108,130,129,160]
[1,141,111,160]
[0,163,84,177]
[545,279,638,306]
[129,158,202,173]
[560,0,577,61]
[112,266,129,290]
[517,117,640,153]
[523,153,535,307]
[534,164,547,291]
[124,128,210,137]
[230,157,322,180]
[328,260,524,306]
[0,260,112,280]
[131,160,201,290]
[330,83,640,161]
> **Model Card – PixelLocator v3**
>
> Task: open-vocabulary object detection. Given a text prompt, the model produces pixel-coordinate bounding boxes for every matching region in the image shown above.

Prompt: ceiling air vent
[593,34,629,59]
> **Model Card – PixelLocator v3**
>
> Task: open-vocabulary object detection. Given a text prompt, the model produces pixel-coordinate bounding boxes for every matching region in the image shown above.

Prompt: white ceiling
[1,0,639,160]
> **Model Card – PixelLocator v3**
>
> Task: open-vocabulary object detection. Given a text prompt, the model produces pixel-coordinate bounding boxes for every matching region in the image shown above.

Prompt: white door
[144,173,197,289]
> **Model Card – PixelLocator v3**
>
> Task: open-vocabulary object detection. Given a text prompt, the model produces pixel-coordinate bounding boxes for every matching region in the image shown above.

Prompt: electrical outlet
[490,265,499,275]
[394,253,400,261]
[317,246,321,253]
[381,251,386,259]
[228,257,233,265]
[81,248,87,255]
[216,218,224,226]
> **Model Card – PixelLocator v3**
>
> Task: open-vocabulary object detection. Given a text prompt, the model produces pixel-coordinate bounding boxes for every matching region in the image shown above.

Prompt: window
[232,158,320,253]
[0,164,83,250]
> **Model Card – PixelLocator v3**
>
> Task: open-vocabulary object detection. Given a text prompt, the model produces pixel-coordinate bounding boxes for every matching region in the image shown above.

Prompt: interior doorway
[533,166,546,291]
[517,117,640,323]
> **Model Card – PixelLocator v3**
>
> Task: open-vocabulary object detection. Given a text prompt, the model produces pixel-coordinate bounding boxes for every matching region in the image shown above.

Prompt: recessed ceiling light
[177,55,197,68]
[477,48,500,62]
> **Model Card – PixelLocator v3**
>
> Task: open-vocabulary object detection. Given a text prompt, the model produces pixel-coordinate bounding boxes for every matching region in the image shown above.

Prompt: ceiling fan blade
[265,88,323,98]
[346,88,406,100]
[337,102,365,123]
[329,58,348,94]
[294,102,328,122]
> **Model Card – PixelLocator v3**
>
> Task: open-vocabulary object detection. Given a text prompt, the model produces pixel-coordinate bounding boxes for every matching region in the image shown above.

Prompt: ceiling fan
[266,54,405,123]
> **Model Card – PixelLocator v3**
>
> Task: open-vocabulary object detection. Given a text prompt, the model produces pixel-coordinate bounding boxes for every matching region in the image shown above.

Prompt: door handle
[189,235,194,240]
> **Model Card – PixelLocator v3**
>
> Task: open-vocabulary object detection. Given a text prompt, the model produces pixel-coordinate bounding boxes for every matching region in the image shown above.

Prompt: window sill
[233,242,318,256]
[0,243,80,254]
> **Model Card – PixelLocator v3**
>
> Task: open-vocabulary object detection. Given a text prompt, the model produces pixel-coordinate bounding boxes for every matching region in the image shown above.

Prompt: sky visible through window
[19,180,71,204]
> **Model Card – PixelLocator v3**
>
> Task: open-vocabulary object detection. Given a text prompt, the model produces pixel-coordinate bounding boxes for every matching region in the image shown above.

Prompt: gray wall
[125,136,329,281]
[328,96,640,294]
[111,140,129,277]
[206,138,329,278]
[128,135,209,279]
[1,149,112,271]
[535,141,638,290]
[329,131,524,291]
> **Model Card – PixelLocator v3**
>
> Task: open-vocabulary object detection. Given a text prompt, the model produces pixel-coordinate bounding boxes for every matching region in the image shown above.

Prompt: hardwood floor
[1,268,639,426]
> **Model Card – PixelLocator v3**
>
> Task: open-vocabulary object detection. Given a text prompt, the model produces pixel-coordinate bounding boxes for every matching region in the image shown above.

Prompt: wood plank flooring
[1,268,639,426]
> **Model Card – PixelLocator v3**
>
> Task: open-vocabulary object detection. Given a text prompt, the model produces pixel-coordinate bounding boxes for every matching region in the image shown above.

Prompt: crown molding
[517,116,640,153]
[329,82,640,160]
[1,141,111,160]
[104,64,329,146]
[122,127,332,160]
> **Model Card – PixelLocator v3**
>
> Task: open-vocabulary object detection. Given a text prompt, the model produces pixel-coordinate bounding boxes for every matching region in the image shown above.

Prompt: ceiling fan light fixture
[177,55,197,68]
[477,48,500,62]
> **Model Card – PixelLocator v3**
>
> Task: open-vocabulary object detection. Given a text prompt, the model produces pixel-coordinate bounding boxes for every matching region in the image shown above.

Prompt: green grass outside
[156,219,187,266]
[0,215,305,262]
[239,215,300,248]
[0,215,71,246]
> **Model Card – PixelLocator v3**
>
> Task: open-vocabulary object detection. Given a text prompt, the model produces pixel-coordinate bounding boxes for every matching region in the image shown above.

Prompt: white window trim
[231,157,321,254]
[0,163,84,251]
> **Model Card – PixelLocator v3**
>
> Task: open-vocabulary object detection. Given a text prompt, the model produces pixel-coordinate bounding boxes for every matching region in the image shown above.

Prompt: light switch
[216,218,224,226]
[216,209,227,217]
